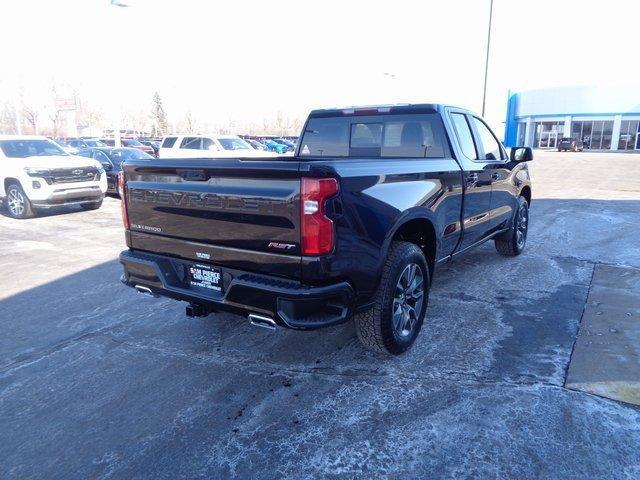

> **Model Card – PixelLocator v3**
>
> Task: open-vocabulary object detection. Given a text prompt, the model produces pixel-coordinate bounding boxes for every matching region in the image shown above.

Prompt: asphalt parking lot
[2,150,640,479]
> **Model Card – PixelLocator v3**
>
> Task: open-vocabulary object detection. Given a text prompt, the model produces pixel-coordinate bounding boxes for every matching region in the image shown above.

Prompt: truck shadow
[1,199,639,387]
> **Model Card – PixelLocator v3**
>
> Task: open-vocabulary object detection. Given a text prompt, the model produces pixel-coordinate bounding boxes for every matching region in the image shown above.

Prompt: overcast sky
[1,0,639,133]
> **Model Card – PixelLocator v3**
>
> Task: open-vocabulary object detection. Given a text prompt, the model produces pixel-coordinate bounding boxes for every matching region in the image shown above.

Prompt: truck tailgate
[122,157,302,278]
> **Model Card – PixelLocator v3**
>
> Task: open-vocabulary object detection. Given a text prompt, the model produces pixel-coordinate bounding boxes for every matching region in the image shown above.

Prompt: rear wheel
[80,199,103,211]
[5,183,35,219]
[354,241,430,355]
[494,196,529,256]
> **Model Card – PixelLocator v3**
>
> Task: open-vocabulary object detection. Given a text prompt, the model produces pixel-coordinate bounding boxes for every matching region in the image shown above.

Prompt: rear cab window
[300,113,450,158]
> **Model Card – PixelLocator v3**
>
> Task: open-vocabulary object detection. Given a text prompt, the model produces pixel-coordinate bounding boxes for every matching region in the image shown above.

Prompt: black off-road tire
[5,183,35,219]
[80,199,103,210]
[494,196,529,256]
[354,241,430,355]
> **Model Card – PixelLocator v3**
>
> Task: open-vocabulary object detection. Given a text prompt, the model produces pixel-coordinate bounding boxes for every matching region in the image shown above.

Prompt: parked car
[246,139,267,150]
[138,140,160,156]
[273,138,296,150]
[77,147,154,194]
[121,138,155,156]
[98,138,155,156]
[159,134,276,158]
[261,139,289,154]
[84,138,107,148]
[118,104,533,354]
[0,135,107,218]
[53,139,79,154]
[558,137,583,152]
[61,138,107,149]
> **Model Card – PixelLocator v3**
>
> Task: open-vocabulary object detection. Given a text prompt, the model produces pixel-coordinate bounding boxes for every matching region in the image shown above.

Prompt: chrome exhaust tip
[248,313,277,331]
[134,285,158,297]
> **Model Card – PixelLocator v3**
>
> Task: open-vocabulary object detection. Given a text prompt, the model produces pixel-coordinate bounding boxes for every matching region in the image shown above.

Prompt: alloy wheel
[392,263,424,338]
[7,188,25,216]
[516,204,528,248]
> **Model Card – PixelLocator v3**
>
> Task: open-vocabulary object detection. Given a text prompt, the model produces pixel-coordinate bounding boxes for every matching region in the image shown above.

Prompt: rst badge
[267,242,296,251]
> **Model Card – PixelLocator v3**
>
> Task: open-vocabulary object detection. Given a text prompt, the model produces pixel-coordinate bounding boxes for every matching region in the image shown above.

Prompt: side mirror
[510,146,533,162]
[101,162,113,171]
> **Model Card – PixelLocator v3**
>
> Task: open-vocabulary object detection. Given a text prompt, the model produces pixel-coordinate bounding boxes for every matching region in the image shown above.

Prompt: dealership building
[504,85,640,151]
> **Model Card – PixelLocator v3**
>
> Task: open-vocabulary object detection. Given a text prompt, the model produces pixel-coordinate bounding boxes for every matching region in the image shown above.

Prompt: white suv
[159,134,276,159]
[0,135,108,219]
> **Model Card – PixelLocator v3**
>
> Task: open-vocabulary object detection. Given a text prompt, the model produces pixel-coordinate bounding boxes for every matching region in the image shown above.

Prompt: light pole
[109,0,128,146]
[481,0,493,117]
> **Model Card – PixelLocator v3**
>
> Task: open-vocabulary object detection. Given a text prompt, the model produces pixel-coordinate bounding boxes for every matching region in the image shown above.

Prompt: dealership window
[533,121,564,148]
[602,121,613,149]
[571,122,582,140]
[618,120,640,150]
[590,122,604,149]
[570,120,615,149]
[588,121,614,150]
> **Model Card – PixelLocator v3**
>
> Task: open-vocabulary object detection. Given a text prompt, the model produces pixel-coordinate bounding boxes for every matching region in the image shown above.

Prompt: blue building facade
[504,86,640,151]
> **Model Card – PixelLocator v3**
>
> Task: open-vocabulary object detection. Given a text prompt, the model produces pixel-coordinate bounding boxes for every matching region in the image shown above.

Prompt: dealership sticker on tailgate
[189,264,222,292]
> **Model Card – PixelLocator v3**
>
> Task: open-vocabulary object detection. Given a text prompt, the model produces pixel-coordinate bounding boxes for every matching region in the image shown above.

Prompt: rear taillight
[300,177,339,255]
[118,171,129,229]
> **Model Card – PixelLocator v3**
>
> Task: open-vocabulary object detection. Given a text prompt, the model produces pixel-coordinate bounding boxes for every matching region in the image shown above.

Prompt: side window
[77,150,92,158]
[161,136,177,148]
[450,113,478,160]
[201,137,217,150]
[472,117,504,160]
[94,151,110,163]
[180,137,201,149]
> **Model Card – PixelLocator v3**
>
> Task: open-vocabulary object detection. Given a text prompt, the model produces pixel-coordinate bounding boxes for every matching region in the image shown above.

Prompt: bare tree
[49,109,63,137]
[0,101,17,134]
[260,111,304,136]
[75,95,104,136]
[22,102,39,134]
[48,81,66,137]
[184,111,196,133]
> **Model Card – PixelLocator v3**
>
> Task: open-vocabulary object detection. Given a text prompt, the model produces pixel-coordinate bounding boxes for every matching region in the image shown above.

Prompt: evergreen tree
[152,92,168,135]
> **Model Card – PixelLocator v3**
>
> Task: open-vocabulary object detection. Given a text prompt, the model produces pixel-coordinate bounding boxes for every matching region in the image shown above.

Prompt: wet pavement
[1,150,640,479]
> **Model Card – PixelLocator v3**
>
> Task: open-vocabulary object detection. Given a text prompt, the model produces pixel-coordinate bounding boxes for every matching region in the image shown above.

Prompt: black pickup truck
[119,104,532,354]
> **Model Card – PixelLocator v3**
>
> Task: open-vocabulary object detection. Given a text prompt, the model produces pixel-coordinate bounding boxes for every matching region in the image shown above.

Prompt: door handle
[491,172,500,180]
[466,173,478,183]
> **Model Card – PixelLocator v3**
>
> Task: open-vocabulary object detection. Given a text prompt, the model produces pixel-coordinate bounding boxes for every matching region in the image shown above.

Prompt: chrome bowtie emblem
[72,169,83,175]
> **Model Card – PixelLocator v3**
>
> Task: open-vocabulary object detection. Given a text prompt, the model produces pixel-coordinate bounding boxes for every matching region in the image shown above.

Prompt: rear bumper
[119,249,355,329]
